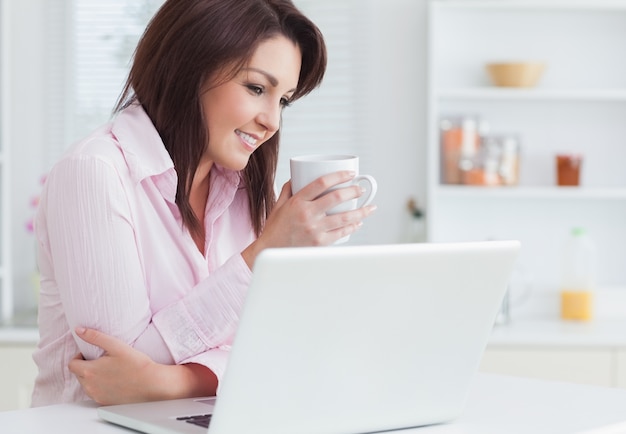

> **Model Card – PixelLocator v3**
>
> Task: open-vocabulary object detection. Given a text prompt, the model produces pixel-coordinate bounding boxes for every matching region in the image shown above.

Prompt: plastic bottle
[560,227,596,321]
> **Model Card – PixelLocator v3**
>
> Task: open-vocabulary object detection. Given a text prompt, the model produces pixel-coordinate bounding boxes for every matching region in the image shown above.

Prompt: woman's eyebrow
[242,67,296,93]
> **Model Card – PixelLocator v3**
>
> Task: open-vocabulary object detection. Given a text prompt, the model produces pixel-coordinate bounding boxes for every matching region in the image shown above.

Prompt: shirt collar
[110,103,244,202]
[111,103,174,184]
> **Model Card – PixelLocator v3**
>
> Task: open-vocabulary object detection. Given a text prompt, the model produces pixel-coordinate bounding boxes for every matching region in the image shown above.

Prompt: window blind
[71,0,164,140]
[43,0,164,169]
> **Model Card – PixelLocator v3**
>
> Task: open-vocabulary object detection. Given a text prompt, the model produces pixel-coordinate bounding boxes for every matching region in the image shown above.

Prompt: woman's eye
[280,97,292,108]
[246,84,263,95]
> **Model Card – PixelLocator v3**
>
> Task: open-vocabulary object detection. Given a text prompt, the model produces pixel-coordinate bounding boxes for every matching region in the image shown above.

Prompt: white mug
[290,154,377,243]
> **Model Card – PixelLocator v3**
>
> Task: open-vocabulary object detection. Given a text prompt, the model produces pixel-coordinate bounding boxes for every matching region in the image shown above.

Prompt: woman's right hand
[68,328,218,405]
[242,170,376,266]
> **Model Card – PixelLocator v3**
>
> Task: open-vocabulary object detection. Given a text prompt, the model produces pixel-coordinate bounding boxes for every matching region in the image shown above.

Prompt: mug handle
[353,175,377,208]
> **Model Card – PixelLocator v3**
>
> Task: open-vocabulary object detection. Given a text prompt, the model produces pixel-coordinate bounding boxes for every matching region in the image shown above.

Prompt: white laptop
[98,240,520,434]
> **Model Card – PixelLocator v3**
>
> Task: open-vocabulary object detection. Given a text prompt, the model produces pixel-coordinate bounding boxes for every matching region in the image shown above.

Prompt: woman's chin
[223,155,252,172]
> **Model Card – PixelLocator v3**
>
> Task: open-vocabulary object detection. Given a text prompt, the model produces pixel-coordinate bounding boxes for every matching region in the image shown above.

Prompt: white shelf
[434,0,626,11]
[436,186,626,200]
[427,0,626,289]
[436,88,626,102]
[0,326,39,344]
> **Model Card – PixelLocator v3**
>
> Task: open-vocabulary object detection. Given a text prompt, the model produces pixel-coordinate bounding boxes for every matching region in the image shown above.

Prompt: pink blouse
[31,104,255,406]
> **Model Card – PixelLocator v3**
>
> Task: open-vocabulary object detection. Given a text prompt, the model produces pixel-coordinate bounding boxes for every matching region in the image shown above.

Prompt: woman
[32,0,375,406]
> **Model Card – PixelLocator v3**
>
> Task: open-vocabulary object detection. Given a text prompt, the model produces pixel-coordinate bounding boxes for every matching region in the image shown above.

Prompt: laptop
[98,240,520,434]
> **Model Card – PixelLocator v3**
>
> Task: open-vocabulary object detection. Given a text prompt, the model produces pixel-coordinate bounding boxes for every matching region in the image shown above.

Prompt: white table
[1,374,626,434]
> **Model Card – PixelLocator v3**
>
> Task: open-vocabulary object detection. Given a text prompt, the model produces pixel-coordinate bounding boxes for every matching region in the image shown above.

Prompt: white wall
[5,0,430,312]
[366,0,428,244]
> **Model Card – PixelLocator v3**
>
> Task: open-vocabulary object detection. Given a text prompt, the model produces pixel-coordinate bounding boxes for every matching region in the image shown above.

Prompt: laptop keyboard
[177,414,212,428]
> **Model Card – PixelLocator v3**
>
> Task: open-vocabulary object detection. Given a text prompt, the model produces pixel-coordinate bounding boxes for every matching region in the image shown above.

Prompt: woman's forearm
[158,363,219,400]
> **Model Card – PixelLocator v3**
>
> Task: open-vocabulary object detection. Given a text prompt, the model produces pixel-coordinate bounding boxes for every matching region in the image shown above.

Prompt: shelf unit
[427,0,626,292]
[438,88,626,102]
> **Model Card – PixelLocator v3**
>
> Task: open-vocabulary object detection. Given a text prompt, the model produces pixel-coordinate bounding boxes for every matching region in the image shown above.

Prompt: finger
[294,171,355,201]
[68,355,88,377]
[74,327,127,356]
[324,204,377,231]
[275,181,292,208]
[314,184,364,213]
[327,221,363,241]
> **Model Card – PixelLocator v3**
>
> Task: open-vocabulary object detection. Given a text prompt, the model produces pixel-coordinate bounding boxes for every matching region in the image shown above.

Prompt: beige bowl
[486,62,546,87]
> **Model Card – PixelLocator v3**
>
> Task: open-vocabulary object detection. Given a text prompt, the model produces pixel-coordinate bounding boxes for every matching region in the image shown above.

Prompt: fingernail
[75,327,86,335]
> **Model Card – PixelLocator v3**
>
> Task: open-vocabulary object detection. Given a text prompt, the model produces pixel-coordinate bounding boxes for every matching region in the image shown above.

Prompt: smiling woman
[0,0,375,329]
[30,0,380,408]
[188,35,303,253]
[205,41,301,153]
[200,39,302,172]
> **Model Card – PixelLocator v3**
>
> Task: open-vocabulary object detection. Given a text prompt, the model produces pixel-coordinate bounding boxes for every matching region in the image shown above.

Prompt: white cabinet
[617,350,626,389]
[480,347,614,387]
[427,0,626,292]
[0,343,37,411]
[481,316,626,388]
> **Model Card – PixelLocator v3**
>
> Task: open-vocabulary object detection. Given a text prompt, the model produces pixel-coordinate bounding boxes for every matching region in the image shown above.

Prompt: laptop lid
[98,240,520,434]
[210,240,519,433]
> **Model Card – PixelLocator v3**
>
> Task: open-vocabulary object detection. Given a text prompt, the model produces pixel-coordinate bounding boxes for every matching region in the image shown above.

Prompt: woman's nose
[257,102,281,134]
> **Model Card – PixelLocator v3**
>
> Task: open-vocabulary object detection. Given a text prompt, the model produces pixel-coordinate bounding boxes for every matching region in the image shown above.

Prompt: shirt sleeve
[41,155,251,372]
[151,254,251,363]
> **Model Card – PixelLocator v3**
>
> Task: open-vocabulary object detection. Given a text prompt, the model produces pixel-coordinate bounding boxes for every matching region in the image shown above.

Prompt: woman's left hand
[68,327,217,405]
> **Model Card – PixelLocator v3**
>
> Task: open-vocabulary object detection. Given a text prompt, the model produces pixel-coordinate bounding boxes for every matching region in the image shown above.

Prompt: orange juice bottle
[560,227,595,321]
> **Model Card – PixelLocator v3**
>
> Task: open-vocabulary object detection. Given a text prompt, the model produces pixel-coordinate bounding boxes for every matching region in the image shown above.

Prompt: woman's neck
[188,160,213,254]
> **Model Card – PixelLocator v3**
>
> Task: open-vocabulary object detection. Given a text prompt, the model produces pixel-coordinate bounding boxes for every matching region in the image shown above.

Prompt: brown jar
[556,154,583,186]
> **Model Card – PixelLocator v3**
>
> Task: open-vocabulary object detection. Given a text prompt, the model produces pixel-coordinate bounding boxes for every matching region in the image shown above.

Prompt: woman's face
[201,35,302,171]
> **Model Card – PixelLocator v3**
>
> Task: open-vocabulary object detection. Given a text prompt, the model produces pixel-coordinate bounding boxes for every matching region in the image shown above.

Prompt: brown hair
[114,0,327,237]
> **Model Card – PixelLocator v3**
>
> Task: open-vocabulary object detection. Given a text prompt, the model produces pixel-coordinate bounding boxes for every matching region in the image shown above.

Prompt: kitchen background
[2,0,626,412]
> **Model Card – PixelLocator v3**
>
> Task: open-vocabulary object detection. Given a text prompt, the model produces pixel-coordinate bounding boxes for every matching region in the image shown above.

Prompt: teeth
[236,130,257,147]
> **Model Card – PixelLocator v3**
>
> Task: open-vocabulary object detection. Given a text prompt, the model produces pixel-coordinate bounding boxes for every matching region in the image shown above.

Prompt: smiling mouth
[235,129,258,148]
